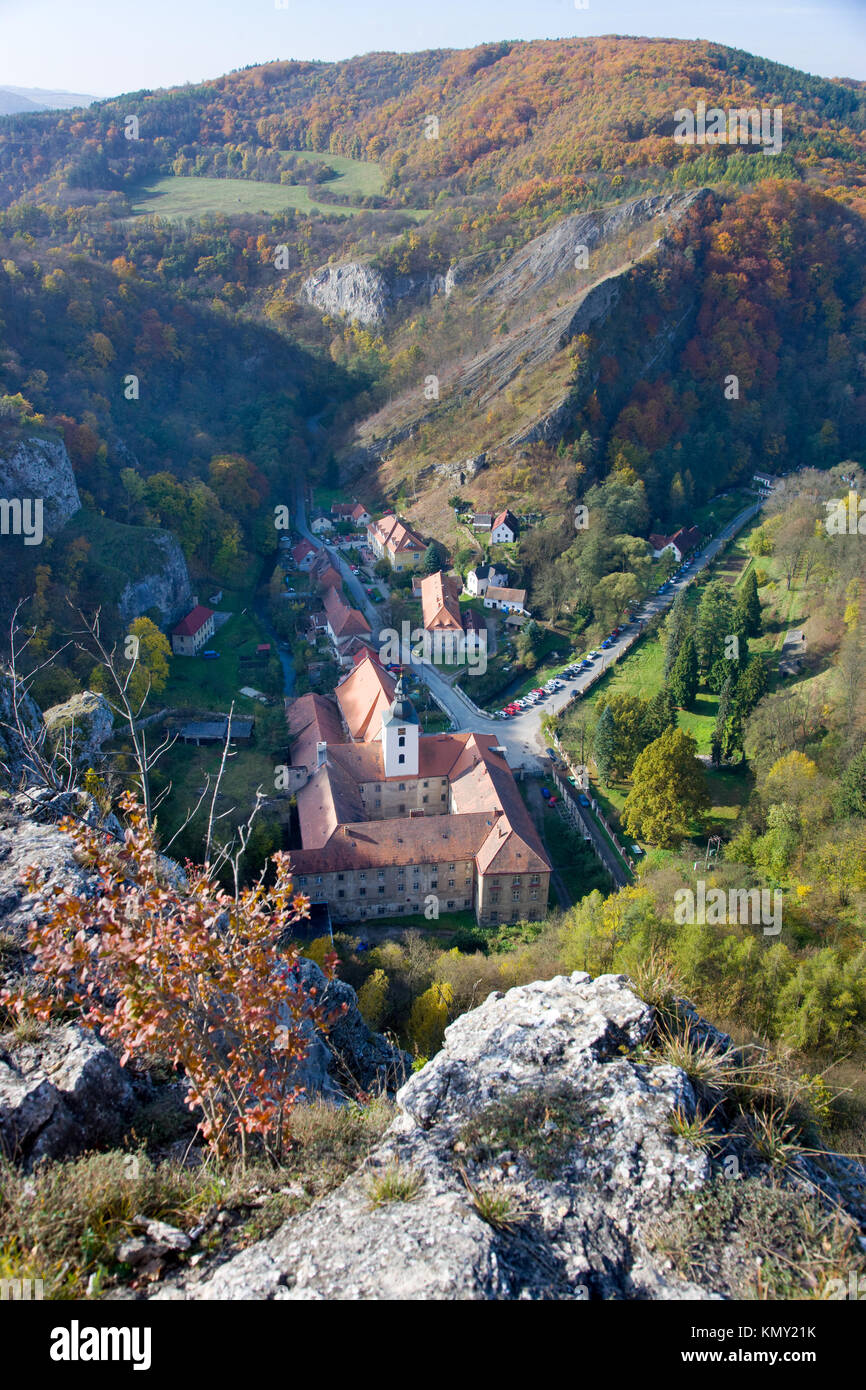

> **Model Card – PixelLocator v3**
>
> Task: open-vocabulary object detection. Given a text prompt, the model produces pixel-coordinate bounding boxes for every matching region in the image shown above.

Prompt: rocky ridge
[152,970,866,1302]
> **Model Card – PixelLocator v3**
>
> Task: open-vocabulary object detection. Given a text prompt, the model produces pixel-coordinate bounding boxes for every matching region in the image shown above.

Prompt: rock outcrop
[165,969,866,1301]
[42,690,114,769]
[117,531,193,625]
[164,973,715,1299]
[0,433,81,536]
[302,262,450,327]
[0,1023,135,1168]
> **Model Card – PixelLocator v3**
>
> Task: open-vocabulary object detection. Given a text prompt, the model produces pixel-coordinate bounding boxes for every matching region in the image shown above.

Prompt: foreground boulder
[0,1023,135,1168]
[163,973,715,1300]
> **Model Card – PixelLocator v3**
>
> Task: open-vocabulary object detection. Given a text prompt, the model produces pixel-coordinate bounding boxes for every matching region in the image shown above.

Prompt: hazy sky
[1,0,864,97]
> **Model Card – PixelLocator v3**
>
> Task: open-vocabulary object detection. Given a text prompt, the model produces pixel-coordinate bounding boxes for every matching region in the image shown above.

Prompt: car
[601,638,613,649]
[541,787,551,800]
[203,650,220,660]
[611,627,621,637]
[578,794,590,807]
[580,660,592,670]
[545,747,558,760]
[548,796,558,806]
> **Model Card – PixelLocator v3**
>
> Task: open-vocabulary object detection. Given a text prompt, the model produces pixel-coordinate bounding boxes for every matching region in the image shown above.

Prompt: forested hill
[1,38,865,222]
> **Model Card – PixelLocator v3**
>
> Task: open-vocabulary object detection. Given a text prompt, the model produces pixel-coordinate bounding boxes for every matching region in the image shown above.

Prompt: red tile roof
[171,605,213,638]
[420,570,463,632]
[323,586,371,639]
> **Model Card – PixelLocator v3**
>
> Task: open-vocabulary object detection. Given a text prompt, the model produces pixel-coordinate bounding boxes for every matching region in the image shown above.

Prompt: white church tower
[380,675,420,777]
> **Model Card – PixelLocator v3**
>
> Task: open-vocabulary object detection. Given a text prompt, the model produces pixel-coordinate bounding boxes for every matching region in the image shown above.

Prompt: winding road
[294,479,762,771]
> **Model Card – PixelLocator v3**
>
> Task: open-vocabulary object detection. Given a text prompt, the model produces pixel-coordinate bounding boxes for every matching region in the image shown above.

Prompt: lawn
[128,166,428,222]
[151,737,282,858]
[542,808,611,901]
[160,610,272,713]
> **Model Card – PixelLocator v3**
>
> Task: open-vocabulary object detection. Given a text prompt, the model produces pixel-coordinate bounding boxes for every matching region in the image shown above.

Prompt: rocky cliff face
[117,531,193,625]
[156,971,866,1302]
[0,434,81,535]
[302,261,450,327]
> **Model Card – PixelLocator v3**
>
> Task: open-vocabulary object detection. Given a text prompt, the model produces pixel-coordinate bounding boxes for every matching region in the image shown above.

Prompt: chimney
[316,741,327,767]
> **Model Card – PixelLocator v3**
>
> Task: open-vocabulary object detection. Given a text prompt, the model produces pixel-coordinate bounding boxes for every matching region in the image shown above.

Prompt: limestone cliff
[0,433,80,535]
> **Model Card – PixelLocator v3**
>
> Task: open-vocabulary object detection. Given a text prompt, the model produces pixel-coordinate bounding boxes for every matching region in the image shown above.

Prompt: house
[282,675,551,926]
[292,538,318,570]
[753,471,779,497]
[310,513,334,535]
[483,586,527,614]
[779,628,807,676]
[323,585,372,650]
[177,714,254,745]
[473,513,493,531]
[310,549,343,593]
[331,501,372,526]
[465,563,508,598]
[649,526,701,562]
[490,510,519,544]
[420,571,463,636]
[366,514,425,572]
[170,604,215,656]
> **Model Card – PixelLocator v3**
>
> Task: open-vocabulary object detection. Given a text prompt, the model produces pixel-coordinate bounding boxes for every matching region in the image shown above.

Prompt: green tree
[357,969,390,1030]
[735,567,762,638]
[593,704,616,786]
[668,632,699,709]
[408,982,452,1056]
[623,727,709,846]
[695,579,735,671]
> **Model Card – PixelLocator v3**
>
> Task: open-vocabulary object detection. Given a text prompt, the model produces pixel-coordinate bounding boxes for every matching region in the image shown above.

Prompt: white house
[490,510,519,544]
[483,586,527,614]
[310,513,334,534]
[465,564,508,597]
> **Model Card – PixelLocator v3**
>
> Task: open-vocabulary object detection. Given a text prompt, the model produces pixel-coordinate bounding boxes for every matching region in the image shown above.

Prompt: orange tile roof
[369,514,424,555]
[323,585,371,638]
[334,655,396,741]
[420,570,463,632]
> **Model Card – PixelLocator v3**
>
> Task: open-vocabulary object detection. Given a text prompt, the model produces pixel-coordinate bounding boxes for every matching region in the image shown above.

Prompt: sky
[0,0,864,98]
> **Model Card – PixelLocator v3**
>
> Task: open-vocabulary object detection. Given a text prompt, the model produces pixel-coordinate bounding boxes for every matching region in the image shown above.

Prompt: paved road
[294,479,762,772]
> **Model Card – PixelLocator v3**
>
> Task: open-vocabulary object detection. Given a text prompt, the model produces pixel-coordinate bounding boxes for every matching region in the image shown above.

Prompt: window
[423,795,428,804]
[431,880,438,889]
[464,898,471,907]
[447,901,454,909]
[530,889,538,900]
[399,783,406,791]
[337,873,344,881]
[398,754,405,765]
[512,891,520,902]
[449,863,455,871]
[530,875,540,885]
[375,798,381,808]
[448,879,455,888]
[315,876,323,885]
[297,876,307,886]
[440,794,446,802]
[423,781,429,788]
[399,804,406,813]
[465,877,471,885]
[378,905,385,914]
[359,888,366,897]
[512,876,522,886]
[338,889,345,898]
[378,869,385,879]
[378,886,385,895]
[398,736,405,748]
[360,871,366,880]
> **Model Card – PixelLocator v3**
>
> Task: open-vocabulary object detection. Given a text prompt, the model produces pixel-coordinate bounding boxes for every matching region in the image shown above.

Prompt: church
[283,656,552,925]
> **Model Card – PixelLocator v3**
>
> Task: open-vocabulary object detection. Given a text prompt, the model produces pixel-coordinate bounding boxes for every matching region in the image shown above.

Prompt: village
[150,474,776,931]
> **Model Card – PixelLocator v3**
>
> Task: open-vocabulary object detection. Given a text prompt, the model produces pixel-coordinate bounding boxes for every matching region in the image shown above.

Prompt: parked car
[578,794,590,807]
[541,787,551,800]
[203,650,220,660]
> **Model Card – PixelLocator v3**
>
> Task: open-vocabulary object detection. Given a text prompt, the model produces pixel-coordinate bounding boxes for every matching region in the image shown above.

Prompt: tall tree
[736,567,762,638]
[593,704,617,786]
[669,632,699,709]
[623,727,709,846]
